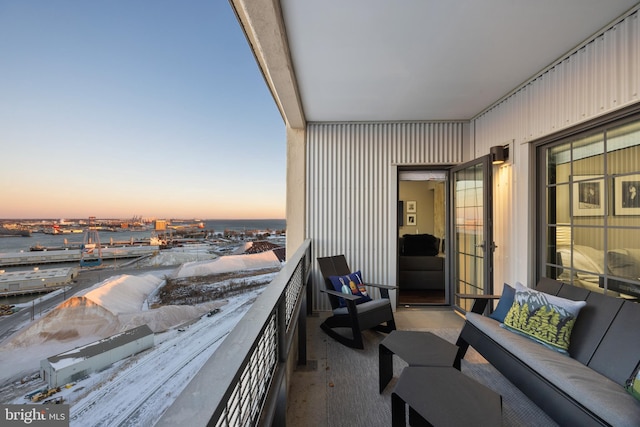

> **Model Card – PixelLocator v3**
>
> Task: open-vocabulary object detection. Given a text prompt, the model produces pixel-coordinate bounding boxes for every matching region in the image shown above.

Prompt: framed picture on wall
[615,174,640,215]
[407,214,416,225]
[406,200,417,213]
[572,175,605,216]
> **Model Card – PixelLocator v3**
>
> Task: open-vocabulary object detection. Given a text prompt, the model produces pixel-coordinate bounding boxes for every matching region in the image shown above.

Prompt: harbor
[0,218,285,300]
[0,218,285,255]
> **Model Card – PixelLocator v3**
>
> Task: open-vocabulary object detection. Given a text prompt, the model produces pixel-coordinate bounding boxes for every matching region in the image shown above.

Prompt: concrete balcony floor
[286,306,558,427]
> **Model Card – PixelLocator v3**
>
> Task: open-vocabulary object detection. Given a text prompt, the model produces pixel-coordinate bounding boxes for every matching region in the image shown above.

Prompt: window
[540,118,640,298]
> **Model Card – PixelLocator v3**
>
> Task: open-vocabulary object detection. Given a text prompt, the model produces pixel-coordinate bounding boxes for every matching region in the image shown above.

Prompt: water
[0,219,286,254]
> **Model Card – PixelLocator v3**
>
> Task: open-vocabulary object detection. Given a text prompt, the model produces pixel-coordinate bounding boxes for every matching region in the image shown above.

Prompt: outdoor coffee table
[379,330,459,393]
[391,367,502,426]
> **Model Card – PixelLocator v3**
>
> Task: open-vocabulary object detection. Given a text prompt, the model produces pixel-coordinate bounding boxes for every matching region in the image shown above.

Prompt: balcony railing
[157,239,312,426]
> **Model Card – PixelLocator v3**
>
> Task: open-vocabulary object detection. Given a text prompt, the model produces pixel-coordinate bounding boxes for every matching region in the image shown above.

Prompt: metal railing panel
[157,240,312,427]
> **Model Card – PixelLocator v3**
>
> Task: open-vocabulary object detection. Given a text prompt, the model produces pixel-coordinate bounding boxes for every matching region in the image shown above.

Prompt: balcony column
[286,126,306,256]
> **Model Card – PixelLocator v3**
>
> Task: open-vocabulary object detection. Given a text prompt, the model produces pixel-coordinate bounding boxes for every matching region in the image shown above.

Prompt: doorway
[397,170,447,305]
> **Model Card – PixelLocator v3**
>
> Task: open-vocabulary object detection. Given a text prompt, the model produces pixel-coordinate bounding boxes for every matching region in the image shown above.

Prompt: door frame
[450,155,495,312]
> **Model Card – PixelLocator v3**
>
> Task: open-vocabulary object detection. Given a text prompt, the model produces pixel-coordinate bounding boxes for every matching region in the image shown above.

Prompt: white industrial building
[0,267,78,296]
[40,324,154,388]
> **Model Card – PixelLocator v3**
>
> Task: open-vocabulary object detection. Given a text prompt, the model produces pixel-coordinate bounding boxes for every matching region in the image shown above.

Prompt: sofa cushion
[402,234,439,256]
[399,256,443,271]
[587,300,640,386]
[608,249,640,278]
[503,282,586,354]
[328,270,372,308]
[399,270,445,291]
[332,297,389,315]
[489,283,515,323]
[467,313,640,426]
[568,290,624,365]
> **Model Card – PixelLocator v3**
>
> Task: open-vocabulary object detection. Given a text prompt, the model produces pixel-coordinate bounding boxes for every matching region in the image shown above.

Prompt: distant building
[40,324,154,388]
[154,220,167,231]
[0,267,78,296]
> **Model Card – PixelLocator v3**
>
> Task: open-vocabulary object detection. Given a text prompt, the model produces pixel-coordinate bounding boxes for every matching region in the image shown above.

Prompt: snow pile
[79,274,159,316]
[4,272,226,352]
[174,251,282,278]
[6,297,117,349]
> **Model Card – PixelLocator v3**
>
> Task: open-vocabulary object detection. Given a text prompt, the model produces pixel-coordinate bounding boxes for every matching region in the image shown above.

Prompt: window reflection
[543,118,640,299]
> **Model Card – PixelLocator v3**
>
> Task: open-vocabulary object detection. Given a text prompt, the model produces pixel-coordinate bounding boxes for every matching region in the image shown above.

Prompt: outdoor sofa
[456,277,640,427]
[398,234,444,291]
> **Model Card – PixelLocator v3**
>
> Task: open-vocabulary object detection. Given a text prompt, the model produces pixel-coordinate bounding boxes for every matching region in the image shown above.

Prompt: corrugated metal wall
[305,9,640,310]
[307,122,464,311]
[474,10,640,153]
[492,162,513,294]
[472,8,640,285]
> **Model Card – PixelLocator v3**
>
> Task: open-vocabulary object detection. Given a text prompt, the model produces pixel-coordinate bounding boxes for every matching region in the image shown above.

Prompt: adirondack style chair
[317,255,396,349]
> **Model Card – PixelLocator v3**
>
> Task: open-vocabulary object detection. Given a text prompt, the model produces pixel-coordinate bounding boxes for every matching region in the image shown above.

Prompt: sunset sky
[0,1,285,220]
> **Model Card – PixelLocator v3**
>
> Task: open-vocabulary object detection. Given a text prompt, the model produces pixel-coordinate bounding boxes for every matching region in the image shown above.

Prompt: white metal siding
[492,163,513,295]
[474,11,640,154]
[472,9,640,286]
[307,122,464,311]
[305,10,640,310]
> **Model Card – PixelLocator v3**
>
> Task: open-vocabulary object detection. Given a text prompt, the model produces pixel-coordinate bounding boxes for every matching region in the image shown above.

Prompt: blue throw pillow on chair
[329,270,372,308]
[489,283,515,323]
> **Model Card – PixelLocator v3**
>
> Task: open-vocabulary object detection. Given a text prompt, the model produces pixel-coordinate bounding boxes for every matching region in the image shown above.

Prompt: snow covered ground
[0,248,282,426]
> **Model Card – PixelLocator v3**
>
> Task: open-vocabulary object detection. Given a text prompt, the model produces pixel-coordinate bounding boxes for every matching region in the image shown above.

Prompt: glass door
[451,156,494,311]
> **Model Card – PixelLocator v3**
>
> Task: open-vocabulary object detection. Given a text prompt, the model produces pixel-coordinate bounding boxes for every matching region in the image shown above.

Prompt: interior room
[397,171,447,305]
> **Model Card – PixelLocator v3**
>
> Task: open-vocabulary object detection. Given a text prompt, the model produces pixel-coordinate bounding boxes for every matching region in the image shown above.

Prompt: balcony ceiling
[275,0,638,123]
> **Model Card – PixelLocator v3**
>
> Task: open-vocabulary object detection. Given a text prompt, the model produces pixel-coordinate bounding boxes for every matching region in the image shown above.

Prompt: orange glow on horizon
[1,188,285,220]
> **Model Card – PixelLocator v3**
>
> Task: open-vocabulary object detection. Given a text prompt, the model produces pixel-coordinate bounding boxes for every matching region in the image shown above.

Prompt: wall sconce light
[490,144,509,165]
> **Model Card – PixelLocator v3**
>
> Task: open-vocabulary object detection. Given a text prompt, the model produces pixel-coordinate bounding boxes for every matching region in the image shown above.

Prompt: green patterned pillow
[503,282,587,354]
[627,363,640,401]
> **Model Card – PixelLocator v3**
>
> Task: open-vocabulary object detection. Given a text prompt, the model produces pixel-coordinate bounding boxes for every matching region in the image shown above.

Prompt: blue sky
[0,1,285,220]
